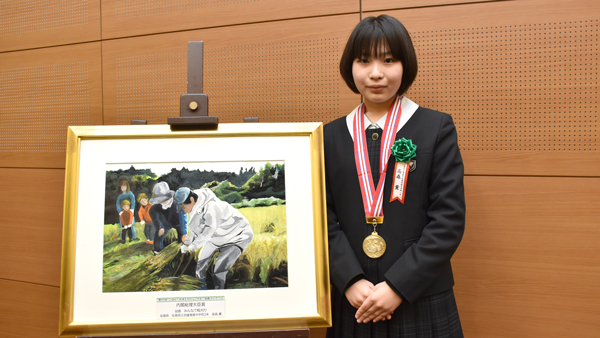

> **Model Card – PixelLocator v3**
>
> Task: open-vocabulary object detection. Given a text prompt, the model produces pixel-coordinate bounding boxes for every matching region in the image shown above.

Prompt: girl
[324,15,465,337]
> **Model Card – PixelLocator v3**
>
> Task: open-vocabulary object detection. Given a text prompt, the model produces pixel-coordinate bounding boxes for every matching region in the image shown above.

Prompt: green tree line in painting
[105,163,284,223]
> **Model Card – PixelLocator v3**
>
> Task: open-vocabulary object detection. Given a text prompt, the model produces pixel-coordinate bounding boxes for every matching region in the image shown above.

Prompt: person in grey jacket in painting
[174,187,254,289]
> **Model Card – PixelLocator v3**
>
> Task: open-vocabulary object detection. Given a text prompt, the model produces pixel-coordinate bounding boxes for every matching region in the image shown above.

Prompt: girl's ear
[190,196,195,204]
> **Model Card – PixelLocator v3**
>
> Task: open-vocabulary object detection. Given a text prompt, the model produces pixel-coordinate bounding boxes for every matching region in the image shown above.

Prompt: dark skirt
[327,288,463,338]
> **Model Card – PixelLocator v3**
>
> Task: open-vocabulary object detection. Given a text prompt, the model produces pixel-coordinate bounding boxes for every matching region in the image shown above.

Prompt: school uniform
[324,97,465,337]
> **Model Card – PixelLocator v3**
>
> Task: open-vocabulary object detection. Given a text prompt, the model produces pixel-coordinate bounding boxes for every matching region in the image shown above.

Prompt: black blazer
[324,106,465,304]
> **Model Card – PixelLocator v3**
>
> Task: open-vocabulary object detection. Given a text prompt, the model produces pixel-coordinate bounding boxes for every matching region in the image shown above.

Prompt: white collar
[346,96,419,140]
[367,113,387,129]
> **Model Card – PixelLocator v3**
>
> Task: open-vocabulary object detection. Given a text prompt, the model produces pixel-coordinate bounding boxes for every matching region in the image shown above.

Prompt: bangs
[353,30,390,58]
[350,22,404,61]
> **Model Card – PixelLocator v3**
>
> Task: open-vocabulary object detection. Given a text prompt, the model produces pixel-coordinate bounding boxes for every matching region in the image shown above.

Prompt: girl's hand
[355,282,402,323]
[345,279,374,309]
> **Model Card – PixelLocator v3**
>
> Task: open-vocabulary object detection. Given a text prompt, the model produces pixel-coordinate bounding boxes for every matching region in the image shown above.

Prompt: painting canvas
[103,161,288,292]
[59,123,330,337]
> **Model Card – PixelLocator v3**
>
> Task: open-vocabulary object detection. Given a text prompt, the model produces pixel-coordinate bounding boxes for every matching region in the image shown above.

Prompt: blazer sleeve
[325,123,366,293]
[384,114,466,303]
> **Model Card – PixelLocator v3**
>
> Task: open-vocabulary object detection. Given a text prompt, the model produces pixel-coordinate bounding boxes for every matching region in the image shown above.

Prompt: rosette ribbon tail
[390,160,410,204]
[389,138,416,204]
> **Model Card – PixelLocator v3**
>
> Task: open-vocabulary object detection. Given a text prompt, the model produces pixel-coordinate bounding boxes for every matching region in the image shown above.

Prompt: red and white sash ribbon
[353,96,403,218]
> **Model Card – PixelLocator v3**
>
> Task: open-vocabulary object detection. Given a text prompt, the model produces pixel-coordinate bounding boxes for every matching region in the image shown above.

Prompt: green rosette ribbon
[391,138,417,163]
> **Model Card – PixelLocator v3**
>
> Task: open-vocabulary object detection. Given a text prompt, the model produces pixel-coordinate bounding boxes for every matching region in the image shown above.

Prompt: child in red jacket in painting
[119,200,134,243]
[137,193,155,244]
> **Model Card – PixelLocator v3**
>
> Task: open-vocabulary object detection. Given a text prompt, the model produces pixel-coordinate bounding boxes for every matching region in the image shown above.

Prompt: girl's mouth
[369,86,385,92]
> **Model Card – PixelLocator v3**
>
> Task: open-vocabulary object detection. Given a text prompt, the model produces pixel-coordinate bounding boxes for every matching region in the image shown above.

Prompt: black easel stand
[133,41,257,127]
[168,41,218,129]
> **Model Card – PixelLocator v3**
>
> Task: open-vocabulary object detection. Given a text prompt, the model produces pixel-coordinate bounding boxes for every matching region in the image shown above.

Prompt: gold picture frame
[59,123,330,336]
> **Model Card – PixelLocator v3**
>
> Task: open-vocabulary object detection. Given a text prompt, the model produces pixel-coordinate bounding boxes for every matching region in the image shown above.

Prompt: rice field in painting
[102,205,287,292]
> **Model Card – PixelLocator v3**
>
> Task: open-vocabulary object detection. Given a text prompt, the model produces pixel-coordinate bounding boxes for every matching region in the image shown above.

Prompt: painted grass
[238,205,287,283]
[103,204,288,290]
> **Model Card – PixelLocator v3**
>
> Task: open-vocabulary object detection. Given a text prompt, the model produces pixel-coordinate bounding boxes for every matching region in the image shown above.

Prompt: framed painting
[59,123,330,336]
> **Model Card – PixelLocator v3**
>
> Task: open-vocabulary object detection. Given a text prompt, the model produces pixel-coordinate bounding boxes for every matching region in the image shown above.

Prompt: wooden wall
[0,0,598,337]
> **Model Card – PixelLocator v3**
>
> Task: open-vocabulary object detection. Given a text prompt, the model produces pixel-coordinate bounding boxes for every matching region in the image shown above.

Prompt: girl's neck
[363,96,397,124]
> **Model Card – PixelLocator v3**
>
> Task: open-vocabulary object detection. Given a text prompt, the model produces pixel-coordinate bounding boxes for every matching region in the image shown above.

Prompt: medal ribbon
[353,96,403,218]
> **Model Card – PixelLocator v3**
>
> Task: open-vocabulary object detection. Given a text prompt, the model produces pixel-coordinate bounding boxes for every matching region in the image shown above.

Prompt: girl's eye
[384,58,395,63]
[358,58,369,63]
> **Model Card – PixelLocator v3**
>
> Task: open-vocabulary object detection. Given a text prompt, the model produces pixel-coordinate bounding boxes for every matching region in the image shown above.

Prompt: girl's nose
[369,62,383,80]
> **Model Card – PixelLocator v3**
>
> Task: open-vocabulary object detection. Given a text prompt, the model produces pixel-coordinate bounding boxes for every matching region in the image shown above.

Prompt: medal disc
[363,232,386,258]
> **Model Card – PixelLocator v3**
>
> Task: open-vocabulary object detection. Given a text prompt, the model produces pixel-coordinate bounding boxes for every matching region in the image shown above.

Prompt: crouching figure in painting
[175,187,254,289]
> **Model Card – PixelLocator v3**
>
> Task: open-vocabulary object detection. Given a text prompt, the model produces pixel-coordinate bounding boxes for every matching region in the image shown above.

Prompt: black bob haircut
[339,15,418,96]
[183,191,198,205]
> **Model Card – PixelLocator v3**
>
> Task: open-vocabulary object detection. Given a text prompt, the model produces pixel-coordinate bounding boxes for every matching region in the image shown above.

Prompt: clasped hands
[345,279,402,324]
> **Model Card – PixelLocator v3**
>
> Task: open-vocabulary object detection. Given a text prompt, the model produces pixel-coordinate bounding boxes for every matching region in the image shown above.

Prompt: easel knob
[169,41,218,128]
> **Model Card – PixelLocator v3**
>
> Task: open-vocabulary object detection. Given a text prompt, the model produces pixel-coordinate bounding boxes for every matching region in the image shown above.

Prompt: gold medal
[363,217,386,258]
[363,230,386,258]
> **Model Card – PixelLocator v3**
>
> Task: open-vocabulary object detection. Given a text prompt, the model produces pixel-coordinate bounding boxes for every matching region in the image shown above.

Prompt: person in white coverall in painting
[174,187,254,289]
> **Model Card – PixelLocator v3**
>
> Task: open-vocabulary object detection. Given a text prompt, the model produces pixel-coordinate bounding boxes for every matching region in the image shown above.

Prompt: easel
[116,41,309,338]
[168,41,218,127]
[132,41,258,127]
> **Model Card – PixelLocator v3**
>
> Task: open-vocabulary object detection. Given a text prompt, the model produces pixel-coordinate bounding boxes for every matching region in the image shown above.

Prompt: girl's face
[123,204,130,211]
[140,198,148,206]
[352,47,403,109]
[120,183,127,192]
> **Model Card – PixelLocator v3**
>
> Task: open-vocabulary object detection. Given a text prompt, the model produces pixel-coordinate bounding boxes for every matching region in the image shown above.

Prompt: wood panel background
[0,0,598,337]
[102,15,360,125]
[0,42,104,168]
[382,0,600,177]
[0,0,101,52]
[455,176,600,337]
[362,0,501,12]
[101,0,357,39]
